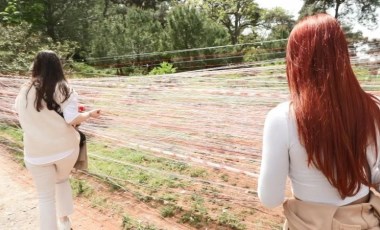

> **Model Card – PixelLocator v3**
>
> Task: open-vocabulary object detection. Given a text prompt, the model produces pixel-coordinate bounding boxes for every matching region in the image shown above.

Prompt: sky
[255,0,380,39]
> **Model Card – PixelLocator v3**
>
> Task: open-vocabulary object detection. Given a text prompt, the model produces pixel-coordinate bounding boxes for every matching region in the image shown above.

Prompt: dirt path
[0,148,121,230]
[0,147,197,230]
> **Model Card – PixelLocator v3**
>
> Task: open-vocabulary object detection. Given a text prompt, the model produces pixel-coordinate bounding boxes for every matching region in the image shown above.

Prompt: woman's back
[259,101,380,208]
[15,83,80,159]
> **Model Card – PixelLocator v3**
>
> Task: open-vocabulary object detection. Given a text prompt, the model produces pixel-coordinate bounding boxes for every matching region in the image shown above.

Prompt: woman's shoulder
[268,101,291,116]
[17,81,34,95]
[20,80,33,88]
[265,101,292,124]
[57,80,72,89]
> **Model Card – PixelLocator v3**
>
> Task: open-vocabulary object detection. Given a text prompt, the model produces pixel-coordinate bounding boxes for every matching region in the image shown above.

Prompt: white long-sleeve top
[15,82,80,165]
[258,101,380,208]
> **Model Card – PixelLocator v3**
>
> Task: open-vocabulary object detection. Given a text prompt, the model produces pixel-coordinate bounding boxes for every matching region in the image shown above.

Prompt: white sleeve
[258,107,289,208]
[367,129,380,189]
[60,90,79,124]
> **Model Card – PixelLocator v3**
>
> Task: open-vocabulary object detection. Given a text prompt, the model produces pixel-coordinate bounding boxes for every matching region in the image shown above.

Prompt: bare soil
[0,147,200,230]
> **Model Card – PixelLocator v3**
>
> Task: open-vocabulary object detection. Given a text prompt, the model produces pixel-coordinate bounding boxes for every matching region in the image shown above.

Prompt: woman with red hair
[258,13,380,229]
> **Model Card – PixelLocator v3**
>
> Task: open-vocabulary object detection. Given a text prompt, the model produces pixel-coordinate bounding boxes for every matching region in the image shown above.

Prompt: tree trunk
[103,0,110,17]
[44,0,57,41]
[334,0,342,19]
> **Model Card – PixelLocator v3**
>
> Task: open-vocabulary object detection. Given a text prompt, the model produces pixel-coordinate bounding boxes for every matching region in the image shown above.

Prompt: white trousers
[25,149,79,230]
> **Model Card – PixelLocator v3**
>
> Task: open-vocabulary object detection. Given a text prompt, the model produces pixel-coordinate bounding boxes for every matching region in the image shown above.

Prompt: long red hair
[286,13,380,198]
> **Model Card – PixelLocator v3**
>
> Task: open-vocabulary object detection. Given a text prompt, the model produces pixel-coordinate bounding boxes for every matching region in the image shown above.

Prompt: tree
[0,0,45,26]
[0,0,8,11]
[89,7,162,58]
[242,7,294,63]
[299,0,380,29]
[260,7,295,40]
[163,4,229,50]
[162,4,230,70]
[0,0,99,42]
[0,23,77,73]
[105,0,169,11]
[202,0,261,44]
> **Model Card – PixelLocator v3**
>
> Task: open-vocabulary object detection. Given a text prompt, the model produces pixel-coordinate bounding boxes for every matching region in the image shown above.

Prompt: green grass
[217,210,247,230]
[68,62,116,78]
[180,194,210,228]
[160,205,177,218]
[122,214,158,230]
[0,121,276,229]
[87,140,216,194]
[0,123,24,163]
[0,123,23,141]
[70,178,94,198]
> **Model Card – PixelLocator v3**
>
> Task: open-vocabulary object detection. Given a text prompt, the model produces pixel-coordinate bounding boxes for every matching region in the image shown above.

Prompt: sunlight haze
[255,0,380,39]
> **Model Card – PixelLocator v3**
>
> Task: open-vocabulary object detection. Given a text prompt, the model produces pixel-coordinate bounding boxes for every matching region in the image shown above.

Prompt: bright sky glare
[255,0,380,39]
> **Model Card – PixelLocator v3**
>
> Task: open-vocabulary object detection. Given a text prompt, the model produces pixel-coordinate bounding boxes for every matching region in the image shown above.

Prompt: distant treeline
[0,0,377,75]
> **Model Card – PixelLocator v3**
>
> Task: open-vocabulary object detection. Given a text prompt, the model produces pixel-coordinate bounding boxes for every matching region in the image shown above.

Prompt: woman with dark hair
[14,50,101,230]
[258,14,380,229]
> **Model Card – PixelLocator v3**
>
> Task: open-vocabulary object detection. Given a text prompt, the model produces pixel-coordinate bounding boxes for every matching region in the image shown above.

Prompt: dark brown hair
[286,13,380,198]
[30,50,70,112]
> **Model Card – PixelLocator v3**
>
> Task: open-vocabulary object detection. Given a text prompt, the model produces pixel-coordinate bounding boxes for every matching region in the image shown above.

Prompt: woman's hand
[69,109,101,126]
[89,109,101,118]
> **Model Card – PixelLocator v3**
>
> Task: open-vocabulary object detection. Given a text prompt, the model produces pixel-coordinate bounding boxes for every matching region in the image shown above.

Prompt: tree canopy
[299,0,380,29]
[0,0,376,74]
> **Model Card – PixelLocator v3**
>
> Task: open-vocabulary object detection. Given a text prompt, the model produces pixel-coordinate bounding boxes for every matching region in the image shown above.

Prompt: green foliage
[180,194,209,227]
[189,168,206,178]
[122,215,134,229]
[218,210,247,230]
[112,0,168,10]
[0,123,23,142]
[0,23,78,73]
[68,62,116,77]
[88,7,163,74]
[243,40,287,63]
[260,7,295,40]
[0,123,24,164]
[0,0,98,44]
[149,62,176,75]
[0,0,7,11]
[70,178,94,198]
[0,0,45,25]
[89,7,162,58]
[202,0,262,44]
[220,173,229,182]
[87,146,188,192]
[122,214,158,230]
[163,4,229,50]
[0,0,375,74]
[53,0,100,48]
[299,0,380,29]
[160,205,176,217]
[158,194,178,203]
[161,4,230,70]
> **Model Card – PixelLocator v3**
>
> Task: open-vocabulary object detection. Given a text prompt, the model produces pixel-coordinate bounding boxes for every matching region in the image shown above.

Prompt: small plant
[149,62,176,75]
[160,205,176,218]
[122,214,157,230]
[135,192,153,203]
[218,210,246,230]
[70,178,94,197]
[180,194,209,227]
[189,168,206,178]
[220,173,229,182]
[90,196,108,208]
[180,211,203,227]
[159,194,178,203]
[122,214,134,230]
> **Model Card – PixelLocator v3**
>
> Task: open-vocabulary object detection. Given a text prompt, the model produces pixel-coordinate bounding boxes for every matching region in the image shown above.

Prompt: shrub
[160,205,176,218]
[149,62,176,75]
[0,22,78,74]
